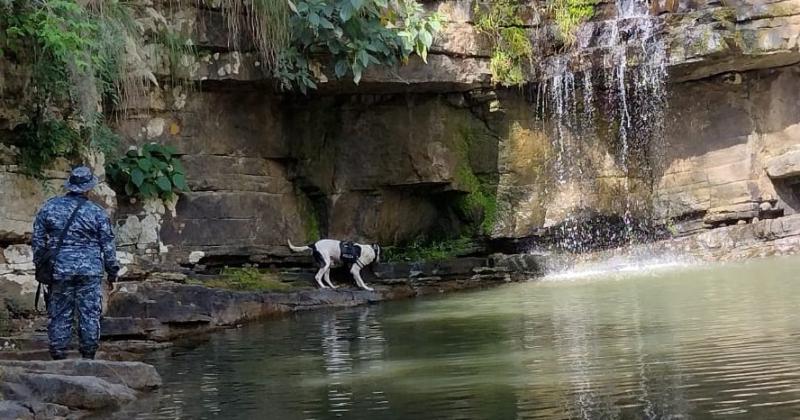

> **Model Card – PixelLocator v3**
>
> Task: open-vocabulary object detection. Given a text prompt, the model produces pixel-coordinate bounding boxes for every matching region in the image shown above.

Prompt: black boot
[80,352,96,360]
[51,352,67,361]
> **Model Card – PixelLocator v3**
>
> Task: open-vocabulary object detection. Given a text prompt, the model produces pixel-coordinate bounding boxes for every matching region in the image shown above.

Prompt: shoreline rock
[101,256,516,342]
[0,360,161,419]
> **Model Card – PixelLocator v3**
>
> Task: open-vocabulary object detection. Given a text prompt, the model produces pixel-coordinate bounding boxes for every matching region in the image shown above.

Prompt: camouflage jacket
[31,193,120,280]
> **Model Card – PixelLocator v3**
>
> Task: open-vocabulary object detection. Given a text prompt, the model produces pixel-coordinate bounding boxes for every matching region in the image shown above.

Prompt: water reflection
[130,256,800,419]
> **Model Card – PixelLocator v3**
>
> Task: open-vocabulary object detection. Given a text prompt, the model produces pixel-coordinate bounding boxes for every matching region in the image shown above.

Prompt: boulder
[0,401,32,420]
[16,372,136,409]
[0,360,161,417]
[0,360,162,391]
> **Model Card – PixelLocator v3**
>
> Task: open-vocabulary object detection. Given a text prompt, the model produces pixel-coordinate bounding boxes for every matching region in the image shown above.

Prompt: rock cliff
[2,0,800,311]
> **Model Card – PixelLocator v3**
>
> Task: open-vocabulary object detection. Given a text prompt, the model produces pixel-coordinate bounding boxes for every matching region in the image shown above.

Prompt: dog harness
[339,241,362,266]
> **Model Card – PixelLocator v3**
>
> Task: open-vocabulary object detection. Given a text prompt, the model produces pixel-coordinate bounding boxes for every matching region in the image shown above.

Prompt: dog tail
[287,240,311,253]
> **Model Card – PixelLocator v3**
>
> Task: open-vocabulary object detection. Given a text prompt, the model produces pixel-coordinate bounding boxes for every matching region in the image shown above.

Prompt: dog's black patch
[310,244,325,267]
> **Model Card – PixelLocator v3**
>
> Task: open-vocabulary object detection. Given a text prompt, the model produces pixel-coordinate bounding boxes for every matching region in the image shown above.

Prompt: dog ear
[372,244,381,263]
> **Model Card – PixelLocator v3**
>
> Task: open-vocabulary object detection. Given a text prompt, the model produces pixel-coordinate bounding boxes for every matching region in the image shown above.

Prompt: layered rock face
[0,0,799,302]
[656,66,800,233]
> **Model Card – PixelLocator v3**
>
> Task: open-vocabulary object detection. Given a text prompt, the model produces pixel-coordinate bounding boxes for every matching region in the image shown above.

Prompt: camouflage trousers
[47,276,102,359]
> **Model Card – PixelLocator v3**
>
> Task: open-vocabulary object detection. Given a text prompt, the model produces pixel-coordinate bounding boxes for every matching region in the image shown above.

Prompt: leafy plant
[473,0,533,86]
[106,143,188,200]
[383,237,475,262]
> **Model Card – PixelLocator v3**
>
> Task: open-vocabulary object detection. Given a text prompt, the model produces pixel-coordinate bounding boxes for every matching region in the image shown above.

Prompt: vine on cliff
[473,0,533,87]
[0,0,143,178]
[548,0,599,46]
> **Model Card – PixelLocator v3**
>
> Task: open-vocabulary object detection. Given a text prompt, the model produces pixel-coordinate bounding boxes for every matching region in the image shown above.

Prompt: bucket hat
[64,166,98,193]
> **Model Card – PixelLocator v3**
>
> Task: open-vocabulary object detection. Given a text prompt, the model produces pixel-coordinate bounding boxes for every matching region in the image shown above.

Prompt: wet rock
[17,372,135,409]
[101,317,170,341]
[0,360,161,417]
[0,401,31,419]
[373,258,492,280]
[0,360,161,390]
[491,254,546,277]
[0,400,69,419]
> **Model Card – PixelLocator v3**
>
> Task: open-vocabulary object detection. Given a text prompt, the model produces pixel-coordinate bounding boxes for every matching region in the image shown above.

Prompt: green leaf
[156,176,172,192]
[358,49,370,67]
[339,3,354,21]
[320,17,335,30]
[143,143,159,154]
[334,60,349,78]
[172,173,188,190]
[124,182,134,196]
[137,158,153,171]
[308,12,320,27]
[419,30,433,47]
[130,168,145,187]
[162,144,177,156]
[350,0,364,10]
[140,182,157,198]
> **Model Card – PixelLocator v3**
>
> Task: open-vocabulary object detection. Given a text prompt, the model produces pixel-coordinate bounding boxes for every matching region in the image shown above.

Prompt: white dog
[287,239,381,291]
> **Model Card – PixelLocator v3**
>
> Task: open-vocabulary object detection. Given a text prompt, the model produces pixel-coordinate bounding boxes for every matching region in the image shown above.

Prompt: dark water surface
[132,256,800,419]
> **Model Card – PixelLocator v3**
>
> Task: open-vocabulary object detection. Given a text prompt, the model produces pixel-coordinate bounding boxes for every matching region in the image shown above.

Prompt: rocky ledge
[661,214,800,261]
[0,359,161,419]
[101,256,539,342]
[538,214,800,276]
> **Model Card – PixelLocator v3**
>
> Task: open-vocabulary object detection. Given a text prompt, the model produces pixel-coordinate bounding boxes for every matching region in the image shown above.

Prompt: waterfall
[532,0,668,251]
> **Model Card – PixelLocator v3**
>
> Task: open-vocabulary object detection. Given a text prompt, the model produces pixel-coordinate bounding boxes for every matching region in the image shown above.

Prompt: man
[32,166,119,360]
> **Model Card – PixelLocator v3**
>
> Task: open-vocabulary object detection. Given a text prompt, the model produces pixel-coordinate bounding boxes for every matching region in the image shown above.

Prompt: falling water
[532,0,668,251]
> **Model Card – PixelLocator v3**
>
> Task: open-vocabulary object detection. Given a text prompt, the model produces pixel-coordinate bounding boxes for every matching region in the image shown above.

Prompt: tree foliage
[277,0,442,92]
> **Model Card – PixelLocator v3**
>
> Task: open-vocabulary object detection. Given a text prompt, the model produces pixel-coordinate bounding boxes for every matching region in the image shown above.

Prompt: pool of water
[131,256,800,419]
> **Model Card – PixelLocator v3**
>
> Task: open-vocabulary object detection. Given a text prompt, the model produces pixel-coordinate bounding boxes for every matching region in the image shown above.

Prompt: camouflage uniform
[32,192,119,359]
